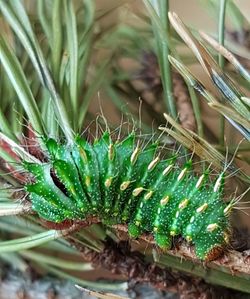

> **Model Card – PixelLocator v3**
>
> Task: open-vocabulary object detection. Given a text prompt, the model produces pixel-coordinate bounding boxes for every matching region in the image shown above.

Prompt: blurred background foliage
[0,0,249,297]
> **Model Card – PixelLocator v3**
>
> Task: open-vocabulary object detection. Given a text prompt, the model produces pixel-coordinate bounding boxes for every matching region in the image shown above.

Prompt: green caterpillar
[24,131,232,261]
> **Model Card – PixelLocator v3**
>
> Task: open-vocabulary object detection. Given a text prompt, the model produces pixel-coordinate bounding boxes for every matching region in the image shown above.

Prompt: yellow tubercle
[163,164,173,176]
[105,177,112,188]
[108,144,115,161]
[85,176,91,187]
[160,195,170,206]
[130,147,140,164]
[207,223,219,232]
[144,190,153,200]
[196,202,208,213]
[195,174,205,189]
[177,167,188,181]
[79,148,88,163]
[148,157,160,171]
[120,181,131,191]
[178,198,189,209]
[135,220,141,226]
[132,187,144,197]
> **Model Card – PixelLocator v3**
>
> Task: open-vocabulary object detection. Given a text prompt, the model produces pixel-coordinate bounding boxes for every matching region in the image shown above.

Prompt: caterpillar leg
[154,232,171,250]
[194,226,228,260]
[128,221,142,238]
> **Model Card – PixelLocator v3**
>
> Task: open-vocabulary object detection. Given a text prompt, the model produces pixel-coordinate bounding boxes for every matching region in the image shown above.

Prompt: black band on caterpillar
[24,131,233,261]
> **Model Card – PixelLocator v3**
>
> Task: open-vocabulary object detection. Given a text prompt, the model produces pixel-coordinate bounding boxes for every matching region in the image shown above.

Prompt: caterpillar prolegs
[24,131,232,261]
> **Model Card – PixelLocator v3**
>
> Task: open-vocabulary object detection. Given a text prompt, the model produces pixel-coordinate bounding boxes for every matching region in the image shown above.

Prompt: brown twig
[68,236,247,299]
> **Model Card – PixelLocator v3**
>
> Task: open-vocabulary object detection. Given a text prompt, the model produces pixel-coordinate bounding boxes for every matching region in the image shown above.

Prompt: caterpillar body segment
[24,132,231,260]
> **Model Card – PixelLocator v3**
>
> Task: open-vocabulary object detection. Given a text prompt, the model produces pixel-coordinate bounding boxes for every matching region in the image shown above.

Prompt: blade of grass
[241,97,250,107]
[233,0,250,24]
[0,0,45,85]
[168,55,250,140]
[0,217,77,254]
[20,250,93,271]
[42,264,128,291]
[78,57,113,128]
[64,0,79,130]
[199,0,244,31]
[168,12,250,120]
[0,0,74,143]
[51,0,63,84]
[77,0,95,96]
[0,108,18,141]
[143,0,177,118]
[0,230,64,253]
[0,202,32,216]
[0,170,20,186]
[0,35,46,138]
[218,0,227,147]
[37,0,52,44]
[186,85,204,137]
[218,0,227,69]
[41,91,59,138]
[0,252,28,271]
[161,113,250,184]
[200,31,250,83]
[208,102,250,131]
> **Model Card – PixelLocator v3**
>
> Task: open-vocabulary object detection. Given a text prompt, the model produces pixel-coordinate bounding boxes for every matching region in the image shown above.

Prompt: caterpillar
[23,131,233,261]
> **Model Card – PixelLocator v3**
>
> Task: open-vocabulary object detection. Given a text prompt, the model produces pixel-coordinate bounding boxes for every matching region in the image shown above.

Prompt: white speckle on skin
[190,216,195,223]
